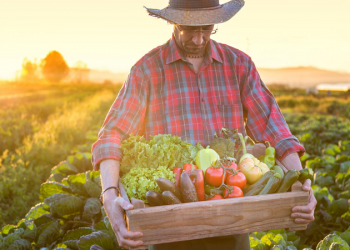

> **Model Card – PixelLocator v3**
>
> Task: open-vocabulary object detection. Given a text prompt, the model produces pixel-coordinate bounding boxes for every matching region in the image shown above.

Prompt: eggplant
[180,172,198,203]
[156,177,182,201]
[146,190,164,206]
[161,191,182,205]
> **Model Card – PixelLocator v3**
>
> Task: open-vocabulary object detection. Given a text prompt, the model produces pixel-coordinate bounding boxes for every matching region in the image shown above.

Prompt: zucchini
[161,191,182,205]
[180,172,198,203]
[258,173,282,195]
[298,168,314,183]
[156,177,182,201]
[271,165,284,179]
[276,169,300,193]
[146,190,164,206]
[243,171,274,194]
[244,184,265,196]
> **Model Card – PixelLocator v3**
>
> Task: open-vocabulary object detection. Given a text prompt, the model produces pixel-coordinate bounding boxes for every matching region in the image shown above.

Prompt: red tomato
[183,164,198,171]
[223,162,238,179]
[205,167,224,186]
[223,186,244,199]
[225,172,246,190]
[207,194,224,200]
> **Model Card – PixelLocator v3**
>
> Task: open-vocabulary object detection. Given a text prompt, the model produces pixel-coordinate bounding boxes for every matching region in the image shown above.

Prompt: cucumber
[271,165,284,179]
[161,191,182,205]
[258,173,282,195]
[146,190,164,206]
[276,169,300,193]
[298,168,314,183]
[243,171,274,194]
[244,184,265,196]
[156,177,182,201]
[180,172,198,203]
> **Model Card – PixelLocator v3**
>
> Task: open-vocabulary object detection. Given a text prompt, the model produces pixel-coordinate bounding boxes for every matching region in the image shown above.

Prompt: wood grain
[126,191,308,245]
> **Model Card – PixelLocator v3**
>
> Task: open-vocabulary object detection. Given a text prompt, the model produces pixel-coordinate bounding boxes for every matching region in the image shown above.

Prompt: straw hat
[145,0,245,26]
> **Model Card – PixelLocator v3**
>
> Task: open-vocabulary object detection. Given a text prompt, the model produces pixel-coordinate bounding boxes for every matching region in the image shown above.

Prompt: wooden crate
[119,143,309,248]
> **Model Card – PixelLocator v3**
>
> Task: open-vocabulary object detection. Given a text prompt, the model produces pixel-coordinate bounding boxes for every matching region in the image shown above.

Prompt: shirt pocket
[216,103,244,132]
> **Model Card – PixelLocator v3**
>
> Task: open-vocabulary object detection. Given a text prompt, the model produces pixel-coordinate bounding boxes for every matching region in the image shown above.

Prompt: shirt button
[201,98,204,102]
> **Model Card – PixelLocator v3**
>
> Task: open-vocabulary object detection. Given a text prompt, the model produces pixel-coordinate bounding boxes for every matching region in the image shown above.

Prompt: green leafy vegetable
[120,134,203,174]
[40,182,71,200]
[316,234,349,250]
[121,166,175,202]
[77,231,115,250]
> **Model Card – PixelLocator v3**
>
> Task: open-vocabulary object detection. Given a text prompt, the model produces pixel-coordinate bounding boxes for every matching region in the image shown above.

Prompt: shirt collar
[208,40,223,64]
[166,36,183,65]
[166,36,223,65]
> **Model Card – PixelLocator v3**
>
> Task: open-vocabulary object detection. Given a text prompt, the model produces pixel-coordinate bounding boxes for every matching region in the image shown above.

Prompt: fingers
[116,197,134,210]
[302,179,311,191]
[291,211,315,223]
[291,188,317,224]
[106,197,144,248]
[116,228,143,249]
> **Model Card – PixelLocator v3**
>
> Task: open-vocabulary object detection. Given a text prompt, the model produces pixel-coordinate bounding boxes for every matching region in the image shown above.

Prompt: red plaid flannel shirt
[92,36,305,169]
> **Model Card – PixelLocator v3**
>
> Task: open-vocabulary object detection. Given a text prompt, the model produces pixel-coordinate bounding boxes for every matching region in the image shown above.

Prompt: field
[1,82,350,250]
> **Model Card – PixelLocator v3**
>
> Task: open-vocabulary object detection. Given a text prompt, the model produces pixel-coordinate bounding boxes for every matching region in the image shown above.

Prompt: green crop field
[1,82,350,250]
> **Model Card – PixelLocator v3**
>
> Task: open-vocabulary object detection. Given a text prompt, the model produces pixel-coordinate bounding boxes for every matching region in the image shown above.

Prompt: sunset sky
[0,0,349,80]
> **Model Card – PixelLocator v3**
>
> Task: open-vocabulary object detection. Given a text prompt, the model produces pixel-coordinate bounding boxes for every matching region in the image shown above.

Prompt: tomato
[183,164,198,171]
[223,186,244,199]
[205,167,224,186]
[207,194,224,200]
[239,157,269,184]
[225,172,246,190]
[223,161,238,179]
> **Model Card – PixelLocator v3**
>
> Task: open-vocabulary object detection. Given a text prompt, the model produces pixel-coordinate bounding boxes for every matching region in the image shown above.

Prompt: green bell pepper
[263,141,275,169]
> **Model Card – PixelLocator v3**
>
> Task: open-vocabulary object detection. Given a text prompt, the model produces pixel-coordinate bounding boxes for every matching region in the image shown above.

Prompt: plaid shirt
[92,36,305,169]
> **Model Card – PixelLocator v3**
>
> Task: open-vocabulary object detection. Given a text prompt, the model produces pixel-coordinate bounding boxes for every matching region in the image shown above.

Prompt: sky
[0,0,350,80]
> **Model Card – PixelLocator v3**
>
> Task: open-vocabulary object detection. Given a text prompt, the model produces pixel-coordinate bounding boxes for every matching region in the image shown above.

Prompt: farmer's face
[173,25,214,56]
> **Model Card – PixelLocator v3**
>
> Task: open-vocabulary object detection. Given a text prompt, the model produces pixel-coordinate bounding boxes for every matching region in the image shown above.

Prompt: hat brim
[145,0,245,26]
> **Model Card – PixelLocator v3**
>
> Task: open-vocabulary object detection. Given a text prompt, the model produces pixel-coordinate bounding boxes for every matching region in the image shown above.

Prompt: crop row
[1,112,350,249]
[0,84,120,155]
[0,88,120,228]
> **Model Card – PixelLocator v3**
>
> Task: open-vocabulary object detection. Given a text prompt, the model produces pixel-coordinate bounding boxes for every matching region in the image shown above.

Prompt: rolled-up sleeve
[91,66,148,170]
[240,58,305,161]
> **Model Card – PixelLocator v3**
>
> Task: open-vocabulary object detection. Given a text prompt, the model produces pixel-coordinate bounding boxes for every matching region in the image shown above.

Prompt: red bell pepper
[183,164,198,171]
[185,169,205,201]
[173,167,182,188]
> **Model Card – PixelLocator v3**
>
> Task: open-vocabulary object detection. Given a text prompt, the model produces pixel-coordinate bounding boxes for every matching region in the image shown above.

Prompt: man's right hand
[103,194,144,249]
[99,159,144,249]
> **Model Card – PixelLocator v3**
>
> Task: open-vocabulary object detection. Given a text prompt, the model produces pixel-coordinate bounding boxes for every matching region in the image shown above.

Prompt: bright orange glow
[0,0,350,80]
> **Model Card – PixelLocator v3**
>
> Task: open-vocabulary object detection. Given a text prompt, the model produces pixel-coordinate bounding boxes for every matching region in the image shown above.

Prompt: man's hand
[291,179,317,224]
[104,195,144,249]
[99,159,144,249]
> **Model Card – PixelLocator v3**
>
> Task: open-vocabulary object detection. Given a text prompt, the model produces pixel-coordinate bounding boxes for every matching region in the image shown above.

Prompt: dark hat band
[169,0,220,9]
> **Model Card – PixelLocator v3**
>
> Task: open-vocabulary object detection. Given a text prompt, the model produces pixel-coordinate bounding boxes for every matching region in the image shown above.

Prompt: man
[92,0,317,249]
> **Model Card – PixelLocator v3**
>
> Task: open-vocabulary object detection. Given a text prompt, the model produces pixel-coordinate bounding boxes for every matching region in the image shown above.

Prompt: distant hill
[88,70,128,84]
[87,67,350,88]
[258,66,350,88]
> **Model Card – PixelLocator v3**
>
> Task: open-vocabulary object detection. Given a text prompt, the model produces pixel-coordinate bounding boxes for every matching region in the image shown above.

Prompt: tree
[41,51,69,83]
[20,58,39,83]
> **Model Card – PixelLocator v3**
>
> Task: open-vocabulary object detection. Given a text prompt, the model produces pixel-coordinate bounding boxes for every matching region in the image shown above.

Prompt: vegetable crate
[119,143,309,248]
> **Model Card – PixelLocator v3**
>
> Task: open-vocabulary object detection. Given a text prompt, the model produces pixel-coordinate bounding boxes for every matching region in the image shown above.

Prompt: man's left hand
[291,179,317,224]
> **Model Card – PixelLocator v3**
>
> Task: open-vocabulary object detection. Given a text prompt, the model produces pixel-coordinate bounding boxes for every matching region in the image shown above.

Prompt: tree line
[20,50,89,84]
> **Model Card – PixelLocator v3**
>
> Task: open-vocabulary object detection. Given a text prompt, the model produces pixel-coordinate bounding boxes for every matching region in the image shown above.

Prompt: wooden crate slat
[126,191,308,245]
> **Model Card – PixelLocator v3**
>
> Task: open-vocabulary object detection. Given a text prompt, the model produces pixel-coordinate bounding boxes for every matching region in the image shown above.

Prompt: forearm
[281,152,303,171]
[100,159,121,201]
